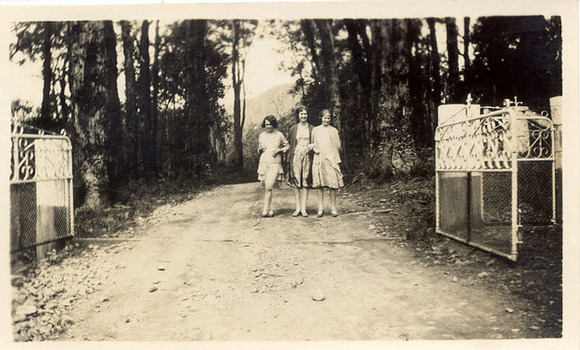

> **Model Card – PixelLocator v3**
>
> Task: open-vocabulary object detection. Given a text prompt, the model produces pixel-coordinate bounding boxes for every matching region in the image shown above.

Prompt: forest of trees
[10,16,562,210]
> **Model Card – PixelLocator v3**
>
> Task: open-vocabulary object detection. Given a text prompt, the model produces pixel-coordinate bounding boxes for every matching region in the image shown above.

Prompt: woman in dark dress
[286,106,315,217]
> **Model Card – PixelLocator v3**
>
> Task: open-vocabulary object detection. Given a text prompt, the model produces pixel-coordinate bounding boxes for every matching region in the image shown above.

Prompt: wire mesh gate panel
[10,123,74,257]
[435,102,555,261]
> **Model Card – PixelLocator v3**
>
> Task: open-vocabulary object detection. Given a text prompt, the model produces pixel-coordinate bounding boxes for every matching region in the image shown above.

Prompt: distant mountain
[243,83,302,127]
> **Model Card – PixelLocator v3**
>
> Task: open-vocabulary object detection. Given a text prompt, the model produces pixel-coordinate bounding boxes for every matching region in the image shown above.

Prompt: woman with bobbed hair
[286,106,315,217]
[257,115,289,217]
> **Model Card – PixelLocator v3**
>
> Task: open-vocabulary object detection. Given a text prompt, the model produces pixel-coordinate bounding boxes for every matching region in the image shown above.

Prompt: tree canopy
[10,16,562,208]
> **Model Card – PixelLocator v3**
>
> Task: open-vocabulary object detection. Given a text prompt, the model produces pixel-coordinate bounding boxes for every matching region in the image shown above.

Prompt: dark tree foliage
[9,15,562,200]
[10,19,231,207]
[470,16,561,111]
[10,21,71,131]
[281,18,429,178]
[156,20,229,177]
[204,23,230,165]
[277,16,561,180]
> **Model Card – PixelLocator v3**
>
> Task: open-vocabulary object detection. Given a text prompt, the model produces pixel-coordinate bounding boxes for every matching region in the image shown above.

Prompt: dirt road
[59,182,541,341]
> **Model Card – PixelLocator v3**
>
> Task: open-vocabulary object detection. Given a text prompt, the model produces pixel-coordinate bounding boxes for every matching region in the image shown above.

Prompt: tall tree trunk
[59,23,71,125]
[548,16,562,97]
[446,17,460,102]
[356,18,374,139]
[406,19,432,147]
[370,19,395,173]
[241,57,247,131]
[41,21,52,128]
[69,21,110,209]
[103,21,123,187]
[370,20,388,150]
[301,19,320,82]
[314,19,341,133]
[344,19,372,157]
[121,20,138,179]
[427,18,442,131]
[369,19,418,175]
[231,20,243,170]
[183,21,195,173]
[67,22,77,130]
[184,20,211,174]
[151,20,160,174]
[386,19,410,139]
[58,65,68,123]
[463,17,471,96]
[139,20,156,178]
[344,20,371,87]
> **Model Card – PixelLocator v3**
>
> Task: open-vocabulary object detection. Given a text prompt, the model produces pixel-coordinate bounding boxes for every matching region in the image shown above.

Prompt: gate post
[509,109,520,261]
[550,96,562,224]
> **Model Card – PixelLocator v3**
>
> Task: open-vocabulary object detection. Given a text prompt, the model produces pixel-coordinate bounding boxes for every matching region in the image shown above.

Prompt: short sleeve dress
[257,130,289,189]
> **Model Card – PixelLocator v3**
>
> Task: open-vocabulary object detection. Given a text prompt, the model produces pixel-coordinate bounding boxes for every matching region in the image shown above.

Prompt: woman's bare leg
[300,188,309,215]
[293,188,301,215]
[267,189,273,215]
[263,169,278,216]
[263,189,272,215]
[330,189,338,216]
[329,189,337,209]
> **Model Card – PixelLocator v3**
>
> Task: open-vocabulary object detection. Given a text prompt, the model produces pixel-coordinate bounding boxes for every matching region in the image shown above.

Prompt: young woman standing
[257,115,289,217]
[311,109,344,217]
[286,106,315,217]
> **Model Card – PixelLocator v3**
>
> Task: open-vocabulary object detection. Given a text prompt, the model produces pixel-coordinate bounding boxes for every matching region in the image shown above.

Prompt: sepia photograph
[1,0,578,348]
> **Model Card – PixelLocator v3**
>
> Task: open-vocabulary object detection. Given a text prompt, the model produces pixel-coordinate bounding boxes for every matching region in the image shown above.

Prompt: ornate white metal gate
[435,100,555,261]
[10,123,74,257]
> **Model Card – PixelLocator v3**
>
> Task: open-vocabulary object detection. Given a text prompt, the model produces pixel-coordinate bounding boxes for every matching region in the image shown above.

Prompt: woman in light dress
[286,106,315,217]
[311,109,344,217]
[257,115,289,217]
